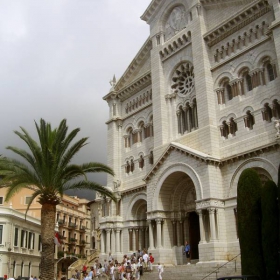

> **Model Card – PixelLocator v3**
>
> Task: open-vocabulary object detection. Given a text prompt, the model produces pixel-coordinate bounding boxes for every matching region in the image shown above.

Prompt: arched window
[125,161,130,174]
[244,111,255,130]
[220,121,229,139]
[130,159,134,173]
[267,63,275,82]
[149,151,154,165]
[272,100,280,119]
[228,117,238,136]
[139,155,144,169]
[138,121,145,142]
[262,103,272,122]
[226,83,233,101]
[245,72,252,91]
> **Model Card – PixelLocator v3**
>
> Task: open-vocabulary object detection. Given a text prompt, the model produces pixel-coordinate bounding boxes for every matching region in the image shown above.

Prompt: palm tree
[0,119,115,280]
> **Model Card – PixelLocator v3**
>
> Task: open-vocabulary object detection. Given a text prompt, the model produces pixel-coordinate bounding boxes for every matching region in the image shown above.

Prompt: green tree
[261,180,278,280]
[237,168,265,279]
[0,119,115,280]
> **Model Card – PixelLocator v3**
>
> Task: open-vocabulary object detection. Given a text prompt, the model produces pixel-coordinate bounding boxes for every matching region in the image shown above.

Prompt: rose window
[171,63,195,96]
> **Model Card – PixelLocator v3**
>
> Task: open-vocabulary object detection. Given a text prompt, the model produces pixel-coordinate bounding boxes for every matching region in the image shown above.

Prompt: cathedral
[90,0,280,265]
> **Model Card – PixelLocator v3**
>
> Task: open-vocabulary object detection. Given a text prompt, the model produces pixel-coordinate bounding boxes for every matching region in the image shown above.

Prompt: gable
[202,0,256,32]
[114,38,152,92]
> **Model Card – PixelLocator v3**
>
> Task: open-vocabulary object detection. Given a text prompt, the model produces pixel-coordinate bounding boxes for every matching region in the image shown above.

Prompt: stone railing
[67,258,85,279]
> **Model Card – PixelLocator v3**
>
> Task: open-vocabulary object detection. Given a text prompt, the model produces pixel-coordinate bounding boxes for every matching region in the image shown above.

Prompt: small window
[0,225,3,244]
[14,227,19,246]
[245,73,252,91]
[25,197,32,205]
[226,84,233,100]
[0,197,3,205]
[267,63,275,81]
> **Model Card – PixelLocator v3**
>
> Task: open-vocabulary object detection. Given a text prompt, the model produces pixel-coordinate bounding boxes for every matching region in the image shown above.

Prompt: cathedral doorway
[130,197,148,251]
[154,170,200,262]
[188,211,200,260]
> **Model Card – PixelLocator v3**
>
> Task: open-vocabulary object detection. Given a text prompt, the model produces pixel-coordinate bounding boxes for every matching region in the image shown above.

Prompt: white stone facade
[95,0,280,265]
[0,207,41,278]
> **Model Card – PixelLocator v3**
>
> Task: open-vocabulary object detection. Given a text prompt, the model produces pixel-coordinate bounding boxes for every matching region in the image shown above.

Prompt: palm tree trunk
[40,203,56,280]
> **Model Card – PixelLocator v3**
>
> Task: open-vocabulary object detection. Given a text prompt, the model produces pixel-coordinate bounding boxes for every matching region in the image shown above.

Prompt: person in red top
[82,264,87,275]
[148,253,154,271]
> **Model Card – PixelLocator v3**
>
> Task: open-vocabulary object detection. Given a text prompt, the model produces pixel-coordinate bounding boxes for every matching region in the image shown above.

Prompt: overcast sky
[0,0,151,199]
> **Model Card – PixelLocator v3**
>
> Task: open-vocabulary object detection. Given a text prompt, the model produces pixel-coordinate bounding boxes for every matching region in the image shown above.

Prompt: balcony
[69,238,77,243]
[79,225,86,231]
[58,219,65,226]
[79,240,87,246]
[68,222,77,229]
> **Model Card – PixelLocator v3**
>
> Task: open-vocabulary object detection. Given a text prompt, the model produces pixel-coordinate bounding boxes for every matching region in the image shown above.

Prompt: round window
[171,63,195,96]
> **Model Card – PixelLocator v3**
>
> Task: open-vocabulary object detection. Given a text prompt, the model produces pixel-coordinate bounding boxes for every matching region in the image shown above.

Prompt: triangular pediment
[141,0,164,23]
[144,142,220,182]
[103,38,152,102]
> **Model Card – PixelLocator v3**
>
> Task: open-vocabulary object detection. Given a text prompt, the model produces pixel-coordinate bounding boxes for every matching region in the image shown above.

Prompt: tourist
[110,262,116,280]
[108,252,114,262]
[88,266,94,279]
[143,251,149,271]
[148,252,154,271]
[83,272,90,280]
[8,277,15,280]
[75,269,80,280]
[70,275,76,280]
[123,273,127,280]
[104,259,109,275]
[125,261,132,280]
[29,275,34,280]
[184,241,191,265]
[157,263,164,280]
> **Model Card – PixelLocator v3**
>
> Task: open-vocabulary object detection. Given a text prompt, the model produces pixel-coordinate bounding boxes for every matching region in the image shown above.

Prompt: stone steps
[140,263,241,280]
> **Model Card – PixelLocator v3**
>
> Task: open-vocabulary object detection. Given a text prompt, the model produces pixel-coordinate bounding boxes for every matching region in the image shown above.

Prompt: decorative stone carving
[165,6,188,41]
[171,63,195,97]
[274,120,280,137]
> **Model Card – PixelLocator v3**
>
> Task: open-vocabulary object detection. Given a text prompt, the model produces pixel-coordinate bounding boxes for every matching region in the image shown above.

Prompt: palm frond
[24,189,41,219]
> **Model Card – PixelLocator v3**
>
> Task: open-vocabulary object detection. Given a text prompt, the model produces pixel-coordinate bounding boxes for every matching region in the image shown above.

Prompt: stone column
[176,221,181,246]
[145,226,149,249]
[148,220,154,249]
[129,228,133,251]
[101,230,105,253]
[134,228,139,251]
[139,228,143,250]
[172,220,177,246]
[115,229,120,253]
[208,208,217,241]
[156,218,162,248]
[196,210,206,243]
[106,229,111,253]
[184,214,189,242]
[111,229,116,254]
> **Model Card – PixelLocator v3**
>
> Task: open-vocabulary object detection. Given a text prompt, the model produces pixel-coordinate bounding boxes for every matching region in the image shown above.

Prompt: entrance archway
[129,196,148,251]
[156,171,200,262]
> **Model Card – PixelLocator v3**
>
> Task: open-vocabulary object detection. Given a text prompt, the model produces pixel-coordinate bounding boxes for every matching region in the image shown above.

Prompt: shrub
[237,168,265,279]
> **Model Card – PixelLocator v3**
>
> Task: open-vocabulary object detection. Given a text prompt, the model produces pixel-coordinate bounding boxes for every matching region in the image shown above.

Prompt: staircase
[140,261,241,280]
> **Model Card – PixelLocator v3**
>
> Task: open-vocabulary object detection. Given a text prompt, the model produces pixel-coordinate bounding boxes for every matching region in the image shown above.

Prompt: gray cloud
[0,0,151,199]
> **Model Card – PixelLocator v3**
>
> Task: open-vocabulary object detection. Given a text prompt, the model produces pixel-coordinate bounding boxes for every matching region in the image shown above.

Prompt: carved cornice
[141,0,163,23]
[120,185,147,197]
[144,141,279,182]
[203,0,270,47]
[196,198,225,210]
[159,32,191,62]
[200,0,254,9]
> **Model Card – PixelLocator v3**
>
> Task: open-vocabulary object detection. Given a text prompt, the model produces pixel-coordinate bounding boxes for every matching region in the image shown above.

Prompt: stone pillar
[129,228,133,251]
[196,210,206,243]
[172,220,177,246]
[111,229,116,254]
[101,230,105,253]
[176,221,181,246]
[156,218,162,248]
[134,228,139,251]
[145,226,149,249]
[139,228,143,250]
[115,229,120,253]
[208,208,217,241]
[148,220,154,249]
[106,229,111,253]
[184,214,189,242]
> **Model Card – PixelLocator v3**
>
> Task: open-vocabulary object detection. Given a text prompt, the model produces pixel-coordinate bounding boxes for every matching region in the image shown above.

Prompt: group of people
[69,241,191,280]
[7,276,39,280]
[69,249,159,280]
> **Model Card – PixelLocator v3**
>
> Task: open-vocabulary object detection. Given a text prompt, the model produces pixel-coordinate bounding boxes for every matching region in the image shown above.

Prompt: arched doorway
[156,171,200,263]
[129,197,148,251]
